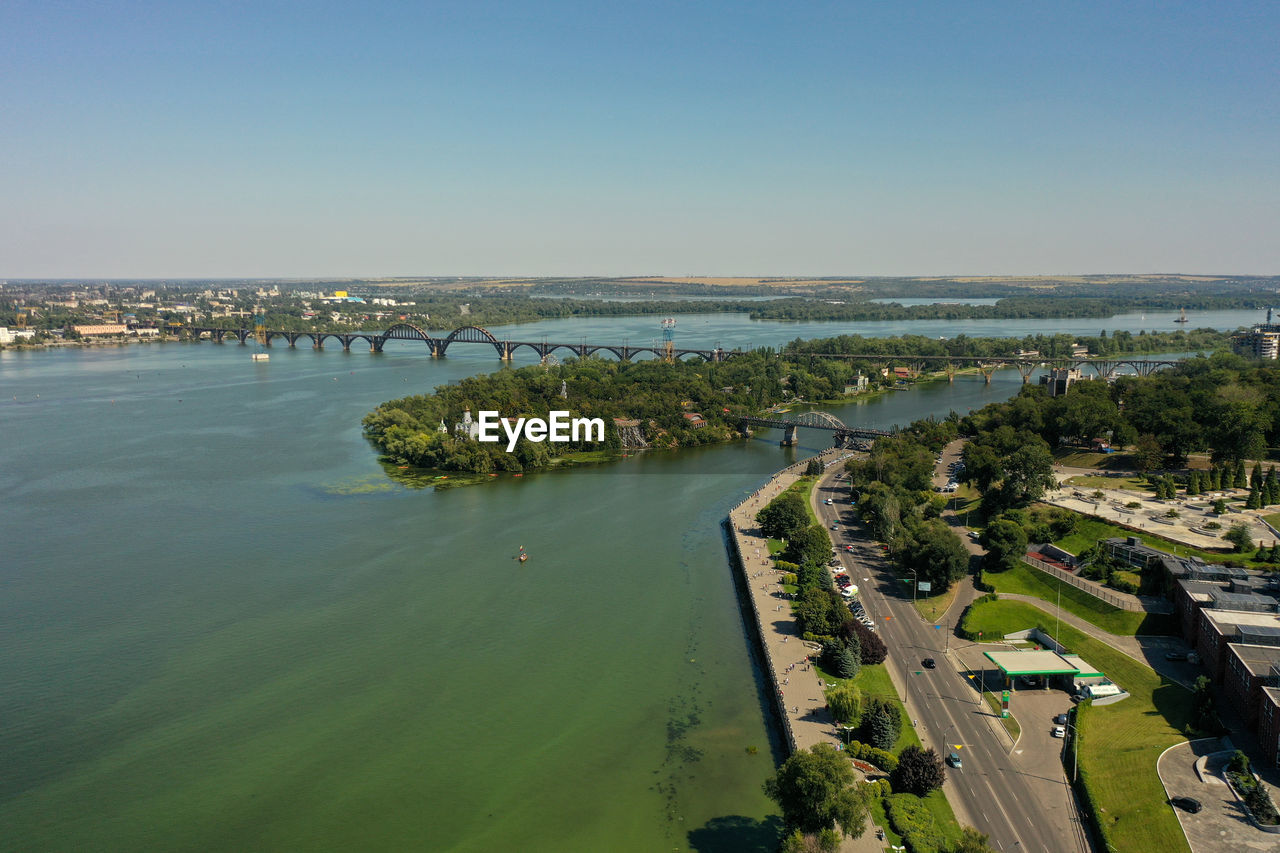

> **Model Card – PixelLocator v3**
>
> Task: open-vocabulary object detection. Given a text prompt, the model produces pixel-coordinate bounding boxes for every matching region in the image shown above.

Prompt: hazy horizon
[3,2,1278,278]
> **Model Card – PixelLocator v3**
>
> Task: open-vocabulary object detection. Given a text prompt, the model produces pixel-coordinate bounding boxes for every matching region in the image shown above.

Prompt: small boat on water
[519,551,528,563]
[251,352,269,361]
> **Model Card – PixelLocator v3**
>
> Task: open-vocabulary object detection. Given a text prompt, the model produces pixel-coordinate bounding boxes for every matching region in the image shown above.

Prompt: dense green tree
[901,519,970,591]
[834,644,861,679]
[784,524,833,569]
[1253,462,1266,489]
[890,745,946,796]
[1191,675,1218,732]
[757,491,811,541]
[764,743,870,836]
[824,682,863,727]
[1224,522,1254,552]
[1133,433,1164,471]
[982,518,1030,571]
[843,619,887,665]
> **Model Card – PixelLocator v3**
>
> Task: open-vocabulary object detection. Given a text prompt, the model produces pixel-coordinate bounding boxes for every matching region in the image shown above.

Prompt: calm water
[0,310,1246,852]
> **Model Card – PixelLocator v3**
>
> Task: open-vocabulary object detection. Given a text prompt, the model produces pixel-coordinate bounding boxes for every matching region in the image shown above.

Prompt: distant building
[1234,317,1280,360]
[1040,367,1086,397]
[0,327,35,344]
[454,409,480,440]
[1071,343,1090,358]
[843,373,869,395]
[70,323,129,336]
[681,412,707,428]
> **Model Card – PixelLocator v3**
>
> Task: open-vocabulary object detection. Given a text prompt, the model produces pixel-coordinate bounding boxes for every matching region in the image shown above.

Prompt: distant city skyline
[2,1,1277,277]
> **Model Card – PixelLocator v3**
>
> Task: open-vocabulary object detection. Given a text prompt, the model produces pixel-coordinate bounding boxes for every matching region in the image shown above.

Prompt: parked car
[1169,797,1202,813]
[1052,726,1066,738]
[1054,713,1068,725]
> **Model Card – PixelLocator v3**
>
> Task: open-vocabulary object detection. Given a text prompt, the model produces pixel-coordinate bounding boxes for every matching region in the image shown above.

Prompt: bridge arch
[441,325,505,357]
[581,345,626,360]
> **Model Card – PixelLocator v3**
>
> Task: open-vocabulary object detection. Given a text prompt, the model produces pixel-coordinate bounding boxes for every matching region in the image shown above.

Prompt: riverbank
[724,451,888,851]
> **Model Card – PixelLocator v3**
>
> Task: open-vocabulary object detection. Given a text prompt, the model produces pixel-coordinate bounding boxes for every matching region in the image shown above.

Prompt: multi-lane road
[813,465,1092,853]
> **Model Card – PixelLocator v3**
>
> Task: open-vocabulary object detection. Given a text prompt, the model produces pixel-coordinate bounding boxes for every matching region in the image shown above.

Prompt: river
[0,308,1260,852]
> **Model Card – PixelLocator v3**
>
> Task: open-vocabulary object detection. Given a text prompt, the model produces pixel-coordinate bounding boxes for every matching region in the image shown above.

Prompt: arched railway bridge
[782,350,1182,383]
[184,323,743,362]
[740,411,894,449]
[182,324,1185,380]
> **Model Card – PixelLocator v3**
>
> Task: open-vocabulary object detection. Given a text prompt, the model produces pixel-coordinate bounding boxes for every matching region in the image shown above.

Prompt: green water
[0,315,1178,851]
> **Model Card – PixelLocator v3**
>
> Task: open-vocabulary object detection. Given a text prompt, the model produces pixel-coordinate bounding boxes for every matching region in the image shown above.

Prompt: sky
[2,1,1278,278]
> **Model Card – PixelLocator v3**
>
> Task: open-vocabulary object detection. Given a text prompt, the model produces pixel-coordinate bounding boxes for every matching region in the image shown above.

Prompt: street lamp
[1064,720,1081,782]
[907,566,918,607]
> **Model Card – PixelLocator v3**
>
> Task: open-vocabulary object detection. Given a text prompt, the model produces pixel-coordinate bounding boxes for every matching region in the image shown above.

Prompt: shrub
[884,793,946,853]
[845,740,898,772]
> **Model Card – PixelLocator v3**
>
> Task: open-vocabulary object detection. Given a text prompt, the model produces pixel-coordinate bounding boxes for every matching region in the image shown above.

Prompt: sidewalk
[726,450,885,852]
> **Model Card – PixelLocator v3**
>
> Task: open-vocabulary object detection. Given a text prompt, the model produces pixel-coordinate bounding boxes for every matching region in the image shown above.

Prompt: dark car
[1169,796,1202,813]
[1165,651,1188,661]
[1054,713,1068,725]
[922,658,936,669]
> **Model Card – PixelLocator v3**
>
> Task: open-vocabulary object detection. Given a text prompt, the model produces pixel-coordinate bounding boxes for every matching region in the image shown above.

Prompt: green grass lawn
[1064,473,1150,491]
[867,796,904,847]
[982,691,1021,741]
[767,538,785,556]
[785,475,819,525]
[1264,512,1280,530]
[912,584,961,623]
[961,599,1192,853]
[959,600,1049,640]
[850,664,922,753]
[983,562,1177,635]
[1052,449,1138,470]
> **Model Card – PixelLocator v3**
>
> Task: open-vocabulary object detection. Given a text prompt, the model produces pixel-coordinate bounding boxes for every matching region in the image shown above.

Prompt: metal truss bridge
[740,411,893,449]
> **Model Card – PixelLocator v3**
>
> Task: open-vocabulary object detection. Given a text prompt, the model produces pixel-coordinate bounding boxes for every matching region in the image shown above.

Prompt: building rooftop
[1059,653,1103,678]
[1263,687,1280,709]
[1203,609,1280,632]
[983,650,1081,676]
[1208,590,1279,612]
[1227,643,1280,676]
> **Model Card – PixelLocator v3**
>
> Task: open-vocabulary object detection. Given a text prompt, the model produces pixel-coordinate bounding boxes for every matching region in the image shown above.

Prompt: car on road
[968,531,980,540]
[845,545,854,552]
[1169,796,1202,813]
[831,523,839,530]
[922,658,936,669]
[1164,651,1188,661]
[947,751,962,768]
[824,498,833,505]
[1052,726,1066,738]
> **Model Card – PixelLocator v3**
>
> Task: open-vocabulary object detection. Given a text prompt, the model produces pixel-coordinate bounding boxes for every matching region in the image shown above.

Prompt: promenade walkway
[726,450,886,851]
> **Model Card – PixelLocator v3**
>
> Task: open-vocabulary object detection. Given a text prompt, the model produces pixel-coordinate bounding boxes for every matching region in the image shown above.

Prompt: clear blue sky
[2,1,1277,277]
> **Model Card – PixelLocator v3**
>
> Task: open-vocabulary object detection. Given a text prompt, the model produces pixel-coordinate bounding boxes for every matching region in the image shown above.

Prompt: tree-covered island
[362,326,1229,475]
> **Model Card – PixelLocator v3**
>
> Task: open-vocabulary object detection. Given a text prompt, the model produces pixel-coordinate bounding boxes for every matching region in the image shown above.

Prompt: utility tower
[661,318,676,362]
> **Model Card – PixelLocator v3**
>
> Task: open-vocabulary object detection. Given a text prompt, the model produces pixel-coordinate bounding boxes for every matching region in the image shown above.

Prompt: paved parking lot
[1157,738,1280,852]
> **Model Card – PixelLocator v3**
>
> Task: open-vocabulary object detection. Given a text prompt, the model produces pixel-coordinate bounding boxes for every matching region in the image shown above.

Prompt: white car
[1052,726,1066,738]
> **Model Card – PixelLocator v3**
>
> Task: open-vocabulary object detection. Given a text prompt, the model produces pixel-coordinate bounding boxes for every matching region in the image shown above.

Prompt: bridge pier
[500,342,512,361]
[978,364,996,385]
[944,363,957,383]
[780,425,798,447]
[1017,363,1035,384]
